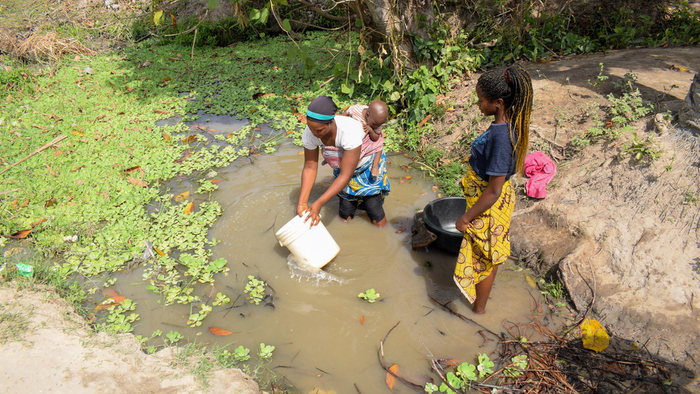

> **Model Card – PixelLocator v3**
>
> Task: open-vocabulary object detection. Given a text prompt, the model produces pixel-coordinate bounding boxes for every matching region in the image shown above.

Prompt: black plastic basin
[422,197,466,255]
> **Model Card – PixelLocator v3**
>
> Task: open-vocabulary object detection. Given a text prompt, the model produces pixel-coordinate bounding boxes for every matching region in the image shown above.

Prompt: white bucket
[275,213,340,269]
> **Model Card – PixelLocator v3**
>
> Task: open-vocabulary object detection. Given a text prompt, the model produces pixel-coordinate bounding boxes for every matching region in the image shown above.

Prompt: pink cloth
[524,151,556,199]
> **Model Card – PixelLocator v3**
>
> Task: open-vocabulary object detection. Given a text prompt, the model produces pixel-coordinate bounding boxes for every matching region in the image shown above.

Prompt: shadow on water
[79,114,696,393]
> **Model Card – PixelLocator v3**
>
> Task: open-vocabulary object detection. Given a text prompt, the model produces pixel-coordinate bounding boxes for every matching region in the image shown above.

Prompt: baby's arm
[366,124,382,141]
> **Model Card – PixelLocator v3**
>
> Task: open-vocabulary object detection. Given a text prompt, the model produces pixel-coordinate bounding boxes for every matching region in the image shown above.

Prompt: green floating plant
[358,288,380,303]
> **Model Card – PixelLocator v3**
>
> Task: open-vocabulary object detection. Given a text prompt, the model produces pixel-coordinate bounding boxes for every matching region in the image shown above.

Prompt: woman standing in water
[297,96,391,227]
[454,64,533,314]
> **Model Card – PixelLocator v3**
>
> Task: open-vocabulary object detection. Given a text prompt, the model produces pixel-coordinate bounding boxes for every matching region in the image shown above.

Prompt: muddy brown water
[96,117,565,393]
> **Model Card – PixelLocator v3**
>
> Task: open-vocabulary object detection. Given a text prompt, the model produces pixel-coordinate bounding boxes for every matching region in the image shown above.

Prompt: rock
[411,211,437,248]
[653,112,670,134]
[679,70,700,132]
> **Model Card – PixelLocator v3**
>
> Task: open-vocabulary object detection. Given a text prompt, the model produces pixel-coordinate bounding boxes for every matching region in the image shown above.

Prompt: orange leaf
[182,135,197,143]
[175,191,190,202]
[102,288,119,298]
[184,201,194,214]
[123,166,141,174]
[211,179,223,183]
[153,247,166,257]
[395,223,408,233]
[163,133,170,142]
[9,229,31,239]
[72,129,83,136]
[154,109,169,114]
[250,109,258,113]
[31,218,47,227]
[208,327,233,336]
[128,176,147,187]
[400,165,410,172]
[400,176,412,183]
[432,185,439,192]
[46,163,58,177]
[262,93,275,97]
[437,358,459,368]
[386,364,399,393]
[21,198,29,207]
[360,315,365,324]
[418,114,432,127]
[94,296,126,312]
[162,77,171,83]
[11,200,17,209]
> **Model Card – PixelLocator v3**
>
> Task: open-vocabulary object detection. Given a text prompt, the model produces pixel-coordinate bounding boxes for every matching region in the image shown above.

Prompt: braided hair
[476,64,533,175]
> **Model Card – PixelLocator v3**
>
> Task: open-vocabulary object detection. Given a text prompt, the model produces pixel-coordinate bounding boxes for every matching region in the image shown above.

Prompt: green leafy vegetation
[244,275,266,305]
[358,288,380,303]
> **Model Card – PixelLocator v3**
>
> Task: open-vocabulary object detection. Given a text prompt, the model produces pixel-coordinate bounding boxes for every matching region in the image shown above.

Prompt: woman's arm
[305,146,361,225]
[455,175,506,233]
[298,147,319,217]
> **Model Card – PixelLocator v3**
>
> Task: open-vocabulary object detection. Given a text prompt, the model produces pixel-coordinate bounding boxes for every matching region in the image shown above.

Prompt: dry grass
[1,29,96,62]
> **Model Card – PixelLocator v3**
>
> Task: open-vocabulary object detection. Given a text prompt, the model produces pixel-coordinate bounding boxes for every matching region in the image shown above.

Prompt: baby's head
[365,100,388,129]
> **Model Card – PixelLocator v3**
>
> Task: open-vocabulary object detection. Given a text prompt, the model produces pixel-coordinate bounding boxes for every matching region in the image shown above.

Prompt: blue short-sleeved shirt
[468,122,517,181]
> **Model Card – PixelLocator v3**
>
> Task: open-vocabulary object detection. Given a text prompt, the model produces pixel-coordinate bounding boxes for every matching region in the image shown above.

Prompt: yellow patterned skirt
[454,164,515,304]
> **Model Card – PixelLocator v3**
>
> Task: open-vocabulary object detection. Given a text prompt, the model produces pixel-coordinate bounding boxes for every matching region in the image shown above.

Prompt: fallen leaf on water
[580,319,609,353]
[400,165,410,172]
[432,185,439,192]
[298,151,304,155]
[94,296,126,312]
[526,275,538,289]
[400,176,412,183]
[154,247,166,257]
[123,166,141,174]
[211,179,224,183]
[163,133,170,142]
[208,327,233,336]
[175,153,192,164]
[396,223,408,233]
[438,193,442,198]
[182,135,197,143]
[128,176,147,187]
[184,201,194,215]
[386,364,399,393]
[175,191,190,202]
[437,358,459,368]
[102,288,119,298]
[360,315,365,324]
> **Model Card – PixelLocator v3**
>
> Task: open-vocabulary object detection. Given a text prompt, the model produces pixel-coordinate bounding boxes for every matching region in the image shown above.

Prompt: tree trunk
[361,0,434,77]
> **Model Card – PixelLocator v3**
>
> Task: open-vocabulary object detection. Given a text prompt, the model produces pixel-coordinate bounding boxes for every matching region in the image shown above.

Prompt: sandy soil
[435,46,700,392]
[0,287,262,394]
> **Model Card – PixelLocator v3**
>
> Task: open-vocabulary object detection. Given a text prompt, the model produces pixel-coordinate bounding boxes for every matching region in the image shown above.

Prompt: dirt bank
[435,46,700,392]
[0,287,262,393]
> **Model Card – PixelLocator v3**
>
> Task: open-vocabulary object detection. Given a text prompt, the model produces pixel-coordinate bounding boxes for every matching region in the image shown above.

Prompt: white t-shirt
[302,115,364,150]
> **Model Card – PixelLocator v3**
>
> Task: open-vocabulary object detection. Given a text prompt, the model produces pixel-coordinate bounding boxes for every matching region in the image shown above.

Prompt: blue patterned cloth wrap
[333,151,391,200]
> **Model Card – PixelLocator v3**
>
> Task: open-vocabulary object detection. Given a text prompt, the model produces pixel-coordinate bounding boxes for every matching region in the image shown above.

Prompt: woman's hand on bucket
[296,203,308,217]
[298,202,322,227]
